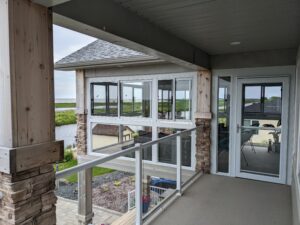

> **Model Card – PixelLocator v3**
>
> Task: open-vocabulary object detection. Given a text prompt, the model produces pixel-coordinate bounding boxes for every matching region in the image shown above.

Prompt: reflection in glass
[122,125,152,160]
[120,81,151,117]
[91,82,118,116]
[217,77,231,173]
[92,124,122,150]
[92,123,152,160]
[158,128,191,166]
[244,86,262,113]
[240,120,281,176]
[158,80,173,120]
[175,80,191,120]
[264,86,282,113]
[240,83,282,177]
[242,84,282,116]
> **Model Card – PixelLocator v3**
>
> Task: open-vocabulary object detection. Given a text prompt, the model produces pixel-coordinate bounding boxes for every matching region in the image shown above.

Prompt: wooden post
[195,70,212,173]
[76,69,93,225]
[0,0,63,224]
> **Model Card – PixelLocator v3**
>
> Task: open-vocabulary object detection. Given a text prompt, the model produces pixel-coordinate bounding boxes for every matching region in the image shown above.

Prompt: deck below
[150,174,292,225]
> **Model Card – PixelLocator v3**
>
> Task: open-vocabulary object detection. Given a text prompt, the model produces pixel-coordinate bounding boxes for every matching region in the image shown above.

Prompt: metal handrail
[55,127,197,180]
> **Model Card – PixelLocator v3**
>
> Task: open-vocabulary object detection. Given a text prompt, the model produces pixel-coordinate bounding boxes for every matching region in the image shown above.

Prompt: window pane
[264,86,282,113]
[92,123,152,160]
[158,128,191,166]
[91,82,118,116]
[175,80,191,120]
[120,81,151,117]
[217,77,231,173]
[92,124,120,150]
[109,84,118,115]
[244,86,262,113]
[122,125,152,160]
[158,80,173,120]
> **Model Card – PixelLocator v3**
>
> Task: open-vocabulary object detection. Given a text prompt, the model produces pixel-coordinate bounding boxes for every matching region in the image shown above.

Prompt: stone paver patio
[56,197,122,225]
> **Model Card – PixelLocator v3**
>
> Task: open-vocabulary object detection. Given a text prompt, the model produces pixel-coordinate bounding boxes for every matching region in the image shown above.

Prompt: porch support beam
[76,69,93,225]
[51,0,210,70]
[0,0,63,224]
[195,70,212,173]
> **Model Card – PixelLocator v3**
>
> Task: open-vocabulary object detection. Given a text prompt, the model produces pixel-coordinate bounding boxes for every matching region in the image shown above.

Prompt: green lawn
[56,159,115,183]
[55,103,76,108]
[92,100,190,116]
[55,110,77,126]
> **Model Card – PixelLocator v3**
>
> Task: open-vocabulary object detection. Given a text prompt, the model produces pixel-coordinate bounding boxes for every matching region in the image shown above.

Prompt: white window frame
[211,66,296,185]
[86,72,197,170]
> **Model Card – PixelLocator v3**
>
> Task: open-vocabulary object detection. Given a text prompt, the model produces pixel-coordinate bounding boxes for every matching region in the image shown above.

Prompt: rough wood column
[0,0,63,224]
[76,69,93,225]
[195,70,212,173]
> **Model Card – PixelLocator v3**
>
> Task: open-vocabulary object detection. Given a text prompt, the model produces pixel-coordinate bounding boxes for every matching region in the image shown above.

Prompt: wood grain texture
[9,0,55,147]
[0,141,63,174]
[0,0,13,147]
[196,70,212,119]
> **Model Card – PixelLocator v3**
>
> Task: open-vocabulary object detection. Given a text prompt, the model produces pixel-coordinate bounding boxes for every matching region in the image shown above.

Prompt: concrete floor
[150,175,292,225]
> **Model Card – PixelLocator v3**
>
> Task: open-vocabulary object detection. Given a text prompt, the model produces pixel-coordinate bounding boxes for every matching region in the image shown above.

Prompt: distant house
[55,38,295,187]
[92,124,133,149]
[55,39,196,173]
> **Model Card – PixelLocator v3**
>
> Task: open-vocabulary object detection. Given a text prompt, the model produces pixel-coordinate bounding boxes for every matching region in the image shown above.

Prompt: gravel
[55,171,135,213]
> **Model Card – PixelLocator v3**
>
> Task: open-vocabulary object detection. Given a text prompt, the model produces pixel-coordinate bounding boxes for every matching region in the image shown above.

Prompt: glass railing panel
[181,129,198,187]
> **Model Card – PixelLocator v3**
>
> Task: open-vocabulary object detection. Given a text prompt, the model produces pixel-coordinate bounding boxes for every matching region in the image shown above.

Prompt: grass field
[56,150,114,183]
[55,110,77,126]
[55,102,76,108]
[92,99,190,115]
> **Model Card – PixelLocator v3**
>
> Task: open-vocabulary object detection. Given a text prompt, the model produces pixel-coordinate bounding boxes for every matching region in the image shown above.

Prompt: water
[55,124,77,148]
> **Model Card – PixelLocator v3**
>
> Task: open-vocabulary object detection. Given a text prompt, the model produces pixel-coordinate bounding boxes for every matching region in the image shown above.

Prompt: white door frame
[234,77,289,184]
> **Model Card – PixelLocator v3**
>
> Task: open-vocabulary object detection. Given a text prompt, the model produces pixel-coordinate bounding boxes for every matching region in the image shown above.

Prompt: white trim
[235,77,289,184]
[86,72,197,170]
[212,66,296,184]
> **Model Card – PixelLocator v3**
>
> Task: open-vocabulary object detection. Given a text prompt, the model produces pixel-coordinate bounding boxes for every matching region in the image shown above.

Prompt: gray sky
[54,25,96,99]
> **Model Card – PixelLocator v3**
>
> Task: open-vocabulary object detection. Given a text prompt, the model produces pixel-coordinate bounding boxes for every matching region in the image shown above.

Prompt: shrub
[55,110,77,126]
[64,149,73,162]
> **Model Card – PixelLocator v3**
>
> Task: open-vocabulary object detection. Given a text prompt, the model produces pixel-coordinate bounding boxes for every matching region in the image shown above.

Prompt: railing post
[176,132,182,195]
[135,144,143,225]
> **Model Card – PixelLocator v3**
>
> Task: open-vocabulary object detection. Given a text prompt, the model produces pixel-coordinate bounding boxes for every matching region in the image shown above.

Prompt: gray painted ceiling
[113,0,300,55]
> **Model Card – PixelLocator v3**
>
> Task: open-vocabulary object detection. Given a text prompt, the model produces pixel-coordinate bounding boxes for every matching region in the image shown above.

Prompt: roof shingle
[55,39,157,70]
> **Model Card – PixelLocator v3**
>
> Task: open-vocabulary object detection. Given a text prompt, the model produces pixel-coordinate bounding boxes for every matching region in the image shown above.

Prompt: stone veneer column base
[195,118,211,173]
[0,165,57,225]
[77,113,87,155]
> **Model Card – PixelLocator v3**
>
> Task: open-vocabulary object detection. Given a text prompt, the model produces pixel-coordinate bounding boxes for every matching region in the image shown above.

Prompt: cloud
[53,25,96,99]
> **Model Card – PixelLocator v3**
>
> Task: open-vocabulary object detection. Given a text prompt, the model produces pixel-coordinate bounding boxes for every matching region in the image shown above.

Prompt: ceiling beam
[52,0,210,70]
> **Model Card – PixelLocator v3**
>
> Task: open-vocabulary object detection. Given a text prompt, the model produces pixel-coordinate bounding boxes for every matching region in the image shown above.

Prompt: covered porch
[0,0,299,225]
[150,174,292,225]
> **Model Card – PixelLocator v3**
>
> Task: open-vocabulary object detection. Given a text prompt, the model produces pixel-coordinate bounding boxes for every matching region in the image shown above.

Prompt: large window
[120,81,151,117]
[89,74,195,168]
[91,82,118,116]
[158,128,191,166]
[176,80,192,120]
[158,79,192,120]
[92,123,152,160]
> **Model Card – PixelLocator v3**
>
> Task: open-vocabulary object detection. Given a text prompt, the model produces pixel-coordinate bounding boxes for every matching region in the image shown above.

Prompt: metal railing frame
[55,127,198,225]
